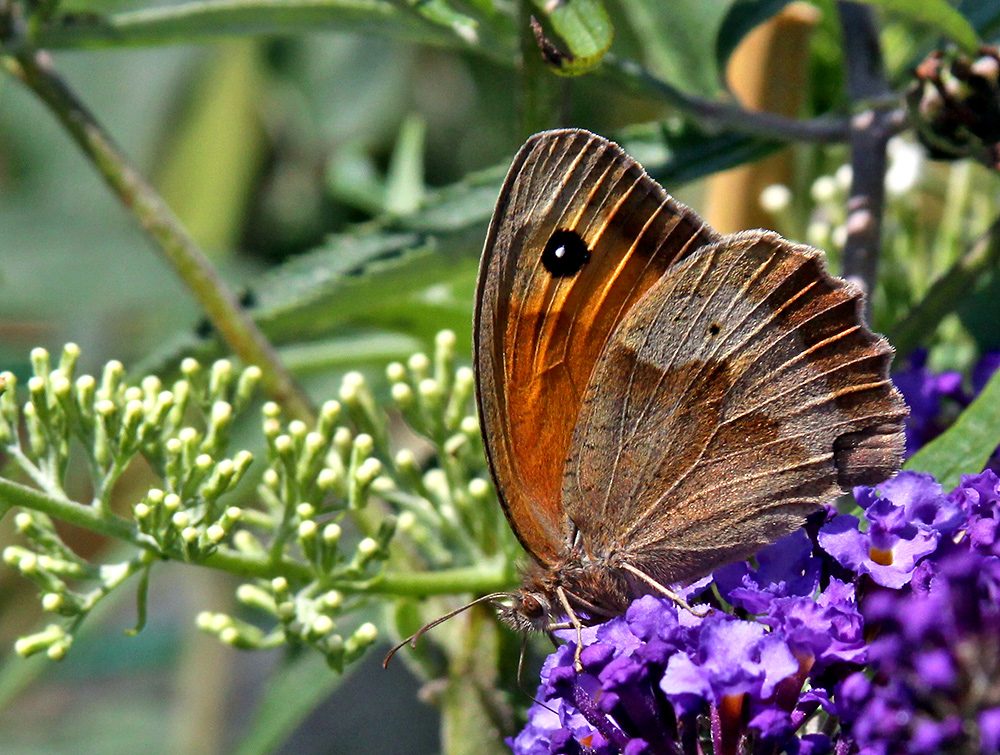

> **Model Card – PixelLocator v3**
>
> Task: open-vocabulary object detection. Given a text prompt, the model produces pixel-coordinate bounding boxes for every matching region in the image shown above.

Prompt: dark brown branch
[604,54,865,144]
[838,2,897,309]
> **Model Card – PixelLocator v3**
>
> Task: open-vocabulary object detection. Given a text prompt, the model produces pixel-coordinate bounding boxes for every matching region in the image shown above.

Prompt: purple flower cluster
[509,470,1000,755]
[838,549,1000,755]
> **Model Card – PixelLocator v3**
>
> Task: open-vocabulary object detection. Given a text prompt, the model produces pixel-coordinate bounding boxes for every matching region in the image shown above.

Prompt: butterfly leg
[555,585,587,670]
[621,563,710,618]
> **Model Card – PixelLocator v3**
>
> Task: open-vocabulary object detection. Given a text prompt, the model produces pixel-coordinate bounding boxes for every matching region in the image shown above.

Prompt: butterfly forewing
[475,129,719,565]
[562,231,907,584]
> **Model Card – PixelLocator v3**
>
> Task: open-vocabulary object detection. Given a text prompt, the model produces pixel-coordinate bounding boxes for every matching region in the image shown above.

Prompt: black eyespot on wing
[542,229,590,277]
[708,323,721,336]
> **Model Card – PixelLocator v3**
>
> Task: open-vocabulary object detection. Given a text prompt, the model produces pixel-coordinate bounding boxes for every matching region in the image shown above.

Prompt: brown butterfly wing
[562,231,907,584]
[475,129,720,565]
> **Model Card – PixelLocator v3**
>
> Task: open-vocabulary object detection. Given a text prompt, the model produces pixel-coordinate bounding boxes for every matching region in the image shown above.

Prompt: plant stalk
[2,50,315,423]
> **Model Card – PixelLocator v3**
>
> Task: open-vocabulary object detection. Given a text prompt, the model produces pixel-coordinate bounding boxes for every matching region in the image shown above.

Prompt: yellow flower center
[869,546,894,566]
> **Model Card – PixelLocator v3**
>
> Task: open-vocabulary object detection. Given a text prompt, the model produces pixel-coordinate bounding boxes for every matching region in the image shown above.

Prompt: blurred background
[1,0,999,752]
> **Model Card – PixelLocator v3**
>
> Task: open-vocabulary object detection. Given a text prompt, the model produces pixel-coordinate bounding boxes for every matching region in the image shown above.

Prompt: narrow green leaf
[156,41,265,254]
[232,652,347,755]
[37,0,464,50]
[857,0,979,52]
[327,148,389,215]
[618,0,738,95]
[124,564,151,636]
[385,114,427,217]
[889,219,1000,357]
[619,121,779,186]
[406,0,479,44]
[278,332,424,373]
[532,0,614,74]
[905,366,1000,490]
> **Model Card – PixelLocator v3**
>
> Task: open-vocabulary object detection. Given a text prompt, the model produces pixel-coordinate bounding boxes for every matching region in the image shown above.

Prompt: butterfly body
[475,129,908,634]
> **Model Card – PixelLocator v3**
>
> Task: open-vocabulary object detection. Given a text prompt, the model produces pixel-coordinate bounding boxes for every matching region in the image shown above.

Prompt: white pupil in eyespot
[554,246,566,258]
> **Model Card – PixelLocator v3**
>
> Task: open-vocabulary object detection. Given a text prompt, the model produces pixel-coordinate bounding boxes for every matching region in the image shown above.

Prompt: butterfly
[386,128,907,665]
[474,128,907,642]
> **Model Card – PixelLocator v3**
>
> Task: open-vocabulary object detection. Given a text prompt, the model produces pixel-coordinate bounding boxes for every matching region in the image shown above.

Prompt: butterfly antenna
[382,591,512,668]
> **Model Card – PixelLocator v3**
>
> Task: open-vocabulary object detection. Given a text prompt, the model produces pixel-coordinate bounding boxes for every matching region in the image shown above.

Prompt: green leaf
[232,651,347,755]
[37,0,468,50]
[532,0,614,74]
[278,332,424,374]
[406,0,479,44]
[889,221,1000,357]
[905,367,1000,490]
[618,0,739,95]
[856,0,979,52]
[156,41,266,254]
[385,114,427,216]
[959,270,1000,352]
[716,0,794,66]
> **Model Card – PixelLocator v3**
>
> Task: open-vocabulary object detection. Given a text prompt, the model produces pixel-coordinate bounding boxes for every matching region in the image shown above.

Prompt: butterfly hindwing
[562,231,907,584]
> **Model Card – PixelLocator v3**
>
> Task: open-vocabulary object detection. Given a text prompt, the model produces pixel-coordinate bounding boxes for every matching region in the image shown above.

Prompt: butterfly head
[496,586,557,634]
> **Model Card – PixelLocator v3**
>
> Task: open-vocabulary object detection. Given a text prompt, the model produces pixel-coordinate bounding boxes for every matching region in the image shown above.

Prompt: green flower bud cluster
[0,333,515,670]
[0,347,260,508]
[384,330,512,569]
[0,346,264,658]
[196,382,402,665]
[198,575,379,671]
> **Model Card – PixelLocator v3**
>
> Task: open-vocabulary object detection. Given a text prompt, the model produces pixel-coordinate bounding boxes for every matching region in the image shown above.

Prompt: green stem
[176,548,514,594]
[202,546,514,591]
[602,54,875,144]
[0,475,141,545]
[1,51,315,424]
[369,562,515,595]
[0,475,515,595]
